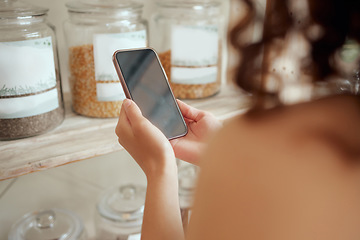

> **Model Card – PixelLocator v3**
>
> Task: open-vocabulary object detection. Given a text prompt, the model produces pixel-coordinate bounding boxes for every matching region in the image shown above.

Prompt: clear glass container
[95,184,146,240]
[8,208,87,240]
[338,39,360,95]
[314,39,360,97]
[0,0,65,140]
[64,0,148,118]
[150,1,223,99]
[178,164,199,233]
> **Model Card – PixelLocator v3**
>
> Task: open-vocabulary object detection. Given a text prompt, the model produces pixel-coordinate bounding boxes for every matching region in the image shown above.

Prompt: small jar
[95,184,146,240]
[8,208,87,240]
[0,0,65,140]
[64,0,148,118]
[178,164,199,233]
[151,1,223,99]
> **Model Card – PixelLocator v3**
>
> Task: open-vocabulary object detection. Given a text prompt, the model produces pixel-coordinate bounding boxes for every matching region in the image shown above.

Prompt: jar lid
[178,165,199,209]
[97,184,146,227]
[66,0,143,14]
[8,208,84,240]
[0,0,48,18]
[156,1,221,11]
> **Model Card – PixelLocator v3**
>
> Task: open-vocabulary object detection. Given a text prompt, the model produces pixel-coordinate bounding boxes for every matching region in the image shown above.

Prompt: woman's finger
[122,99,144,123]
[176,99,205,122]
[115,101,134,140]
[122,98,157,139]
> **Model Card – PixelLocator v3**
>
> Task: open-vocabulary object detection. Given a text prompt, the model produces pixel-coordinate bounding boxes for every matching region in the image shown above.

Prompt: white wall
[24,0,230,92]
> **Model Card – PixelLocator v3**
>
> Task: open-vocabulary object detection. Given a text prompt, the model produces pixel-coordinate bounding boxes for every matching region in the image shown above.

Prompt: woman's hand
[116,99,185,240]
[115,99,177,179]
[170,100,222,165]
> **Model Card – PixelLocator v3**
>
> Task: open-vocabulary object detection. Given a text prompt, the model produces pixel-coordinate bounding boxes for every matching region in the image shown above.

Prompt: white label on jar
[0,88,59,119]
[128,233,141,240]
[96,82,125,102]
[171,67,218,84]
[0,37,59,118]
[93,31,147,102]
[171,25,219,67]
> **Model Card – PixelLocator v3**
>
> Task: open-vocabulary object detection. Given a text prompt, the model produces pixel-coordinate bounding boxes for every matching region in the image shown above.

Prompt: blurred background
[23,0,234,92]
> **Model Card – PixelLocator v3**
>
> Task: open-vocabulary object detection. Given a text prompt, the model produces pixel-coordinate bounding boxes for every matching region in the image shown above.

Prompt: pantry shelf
[0,84,250,181]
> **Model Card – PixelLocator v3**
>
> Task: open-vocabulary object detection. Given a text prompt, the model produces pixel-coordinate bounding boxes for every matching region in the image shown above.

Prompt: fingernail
[123,99,131,109]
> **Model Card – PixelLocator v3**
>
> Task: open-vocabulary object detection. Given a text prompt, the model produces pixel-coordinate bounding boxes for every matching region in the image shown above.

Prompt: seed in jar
[0,86,64,140]
[158,50,221,99]
[69,44,122,118]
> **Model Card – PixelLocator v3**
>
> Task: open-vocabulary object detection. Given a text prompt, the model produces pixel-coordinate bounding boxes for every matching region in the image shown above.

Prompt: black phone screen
[114,48,187,140]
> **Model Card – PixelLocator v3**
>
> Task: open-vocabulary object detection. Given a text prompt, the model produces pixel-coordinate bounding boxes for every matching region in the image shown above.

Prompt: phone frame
[112,47,188,140]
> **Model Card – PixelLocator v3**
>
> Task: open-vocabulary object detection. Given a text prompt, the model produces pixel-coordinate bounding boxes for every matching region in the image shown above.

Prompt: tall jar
[0,0,65,140]
[64,0,148,118]
[151,1,223,99]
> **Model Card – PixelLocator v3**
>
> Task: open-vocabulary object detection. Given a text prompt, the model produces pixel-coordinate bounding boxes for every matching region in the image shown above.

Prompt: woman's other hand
[115,99,177,179]
[170,100,222,166]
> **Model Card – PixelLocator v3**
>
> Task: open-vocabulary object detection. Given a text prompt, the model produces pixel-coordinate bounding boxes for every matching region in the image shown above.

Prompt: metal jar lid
[97,184,146,228]
[0,0,48,19]
[8,208,85,240]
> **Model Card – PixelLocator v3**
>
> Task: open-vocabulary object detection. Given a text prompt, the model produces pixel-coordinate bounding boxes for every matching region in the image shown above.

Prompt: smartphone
[113,48,188,140]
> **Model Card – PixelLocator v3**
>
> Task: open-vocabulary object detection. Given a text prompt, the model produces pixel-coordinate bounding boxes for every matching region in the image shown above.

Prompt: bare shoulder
[219,94,360,161]
[207,95,360,183]
[187,95,360,240]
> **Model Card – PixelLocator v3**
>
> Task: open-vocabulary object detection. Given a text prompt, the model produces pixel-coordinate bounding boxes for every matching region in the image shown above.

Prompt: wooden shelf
[0,84,250,181]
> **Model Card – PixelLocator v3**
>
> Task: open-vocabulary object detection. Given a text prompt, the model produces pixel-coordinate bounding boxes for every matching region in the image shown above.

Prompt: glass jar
[64,0,148,118]
[95,184,146,240]
[178,164,199,233]
[8,208,87,240]
[0,0,65,140]
[338,39,360,95]
[151,1,223,99]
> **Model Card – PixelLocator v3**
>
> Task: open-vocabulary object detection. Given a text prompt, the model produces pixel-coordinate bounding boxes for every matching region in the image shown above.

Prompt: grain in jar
[0,0,64,140]
[64,0,147,117]
[151,1,223,99]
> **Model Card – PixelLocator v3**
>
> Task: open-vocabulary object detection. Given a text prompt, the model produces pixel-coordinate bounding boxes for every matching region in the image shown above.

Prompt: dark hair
[230,0,360,108]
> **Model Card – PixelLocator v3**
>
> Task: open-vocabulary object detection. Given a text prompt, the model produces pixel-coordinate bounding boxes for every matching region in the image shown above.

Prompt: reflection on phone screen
[115,49,187,139]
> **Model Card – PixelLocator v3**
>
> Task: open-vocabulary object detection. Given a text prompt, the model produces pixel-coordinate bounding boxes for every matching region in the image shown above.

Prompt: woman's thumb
[123,99,143,123]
